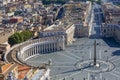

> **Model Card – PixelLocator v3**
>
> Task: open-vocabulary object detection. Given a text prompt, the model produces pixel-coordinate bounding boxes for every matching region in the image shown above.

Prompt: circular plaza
[75,60,114,73]
[13,37,120,80]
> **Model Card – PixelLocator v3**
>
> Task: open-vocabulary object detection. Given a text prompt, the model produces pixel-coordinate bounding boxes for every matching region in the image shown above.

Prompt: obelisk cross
[94,40,96,66]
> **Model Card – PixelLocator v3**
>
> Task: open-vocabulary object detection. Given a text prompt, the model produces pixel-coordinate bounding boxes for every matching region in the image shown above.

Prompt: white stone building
[101,3,120,43]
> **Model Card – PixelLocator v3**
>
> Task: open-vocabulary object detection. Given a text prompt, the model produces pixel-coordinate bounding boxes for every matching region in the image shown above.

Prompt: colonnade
[17,36,65,62]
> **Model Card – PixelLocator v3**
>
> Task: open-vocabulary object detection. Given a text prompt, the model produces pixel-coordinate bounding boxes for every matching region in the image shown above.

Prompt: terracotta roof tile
[0,63,14,74]
[17,65,31,79]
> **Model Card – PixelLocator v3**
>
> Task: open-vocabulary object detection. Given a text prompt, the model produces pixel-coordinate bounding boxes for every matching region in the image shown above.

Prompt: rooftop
[102,3,120,15]
[0,63,16,74]
[18,65,31,79]
[102,3,120,24]
[64,1,91,24]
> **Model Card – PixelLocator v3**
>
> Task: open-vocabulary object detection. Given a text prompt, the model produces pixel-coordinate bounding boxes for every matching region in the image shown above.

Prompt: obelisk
[93,40,96,66]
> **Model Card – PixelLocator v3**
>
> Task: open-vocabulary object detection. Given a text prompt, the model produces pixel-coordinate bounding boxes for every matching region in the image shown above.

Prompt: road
[5,50,14,62]
[90,2,103,39]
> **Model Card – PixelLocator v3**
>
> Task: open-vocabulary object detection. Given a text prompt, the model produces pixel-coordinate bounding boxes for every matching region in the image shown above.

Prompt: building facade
[114,26,120,43]
[101,3,120,43]
[64,1,92,37]
[39,23,75,45]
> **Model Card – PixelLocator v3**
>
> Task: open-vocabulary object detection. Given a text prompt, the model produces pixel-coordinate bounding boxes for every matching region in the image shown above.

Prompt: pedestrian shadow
[112,50,120,56]
[102,37,120,48]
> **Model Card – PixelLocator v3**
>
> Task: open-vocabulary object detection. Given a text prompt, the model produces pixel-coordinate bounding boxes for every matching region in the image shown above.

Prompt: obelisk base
[90,63,100,68]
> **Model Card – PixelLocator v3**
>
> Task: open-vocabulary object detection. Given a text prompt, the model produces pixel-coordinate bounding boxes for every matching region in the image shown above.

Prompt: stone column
[54,42,56,51]
[28,48,31,57]
[26,50,27,58]
[26,50,28,59]
[32,47,34,55]
[58,41,60,51]
[36,45,38,54]
[26,49,28,58]
[48,43,50,52]
[25,50,27,58]
[62,40,65,50]
[35,46,36,55]
[39,45,41,53]
[45,43,47,53]
[30,48,32,56]
[56,42,58,51]
[38,45,40,53]
[51,43,53,52]
[36,46,38,54]
[22,53,24,60]
[41,45,43,53]
[27,49,29,57]
[43,44,44,53]
[55,43,57,51]
[47,43,48,53]
[44,44,46,53]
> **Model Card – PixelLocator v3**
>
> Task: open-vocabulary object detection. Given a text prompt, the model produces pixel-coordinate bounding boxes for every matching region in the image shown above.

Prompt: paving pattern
[25,38,120,80]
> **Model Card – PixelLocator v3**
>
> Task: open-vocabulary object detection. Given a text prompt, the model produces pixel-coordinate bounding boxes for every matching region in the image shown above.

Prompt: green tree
[8,32,23,46]
[8,30,33,46]
[21,30,33,41]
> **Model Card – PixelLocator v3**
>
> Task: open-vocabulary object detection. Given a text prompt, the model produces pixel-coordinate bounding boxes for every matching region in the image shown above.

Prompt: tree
[8,32,23,46]
[21,30,33,41]
[8,30,33,46]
